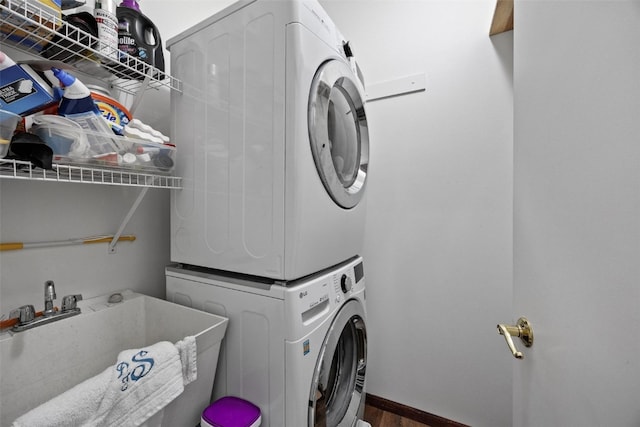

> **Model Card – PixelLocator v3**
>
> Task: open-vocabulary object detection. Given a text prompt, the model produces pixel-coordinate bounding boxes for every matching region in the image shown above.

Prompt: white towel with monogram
[12,338,197,427]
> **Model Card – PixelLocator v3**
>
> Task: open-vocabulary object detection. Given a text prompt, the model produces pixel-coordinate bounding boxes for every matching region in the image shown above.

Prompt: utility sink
[0,290,228,426]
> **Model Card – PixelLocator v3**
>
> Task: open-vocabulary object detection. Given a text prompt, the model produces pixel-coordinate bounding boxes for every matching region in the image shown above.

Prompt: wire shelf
[0,0,182,95]
[0,159,182,188]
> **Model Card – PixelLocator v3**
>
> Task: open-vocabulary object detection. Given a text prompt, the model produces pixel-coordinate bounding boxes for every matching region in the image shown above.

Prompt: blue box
[0,63,58,116]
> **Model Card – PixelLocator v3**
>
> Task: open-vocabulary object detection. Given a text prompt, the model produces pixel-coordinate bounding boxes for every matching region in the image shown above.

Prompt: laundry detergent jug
[116,0,164,79]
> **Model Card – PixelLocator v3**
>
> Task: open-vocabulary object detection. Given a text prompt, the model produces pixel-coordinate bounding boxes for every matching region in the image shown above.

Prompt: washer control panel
[332,259,364,296]
[286,257,365,335]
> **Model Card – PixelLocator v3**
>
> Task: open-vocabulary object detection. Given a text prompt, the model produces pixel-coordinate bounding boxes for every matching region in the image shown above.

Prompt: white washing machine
[167,0,370,280]
[165,256,368,427]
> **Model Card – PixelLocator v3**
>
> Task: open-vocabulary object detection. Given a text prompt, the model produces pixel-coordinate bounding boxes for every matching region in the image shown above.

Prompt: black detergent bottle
[116,0,164,79]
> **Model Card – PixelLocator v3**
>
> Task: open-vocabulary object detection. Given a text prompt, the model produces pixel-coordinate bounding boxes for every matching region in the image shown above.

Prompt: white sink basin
[0,290,228,426]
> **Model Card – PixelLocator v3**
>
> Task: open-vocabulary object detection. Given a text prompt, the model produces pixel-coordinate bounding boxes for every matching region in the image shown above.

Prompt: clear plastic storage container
[31,115,175,174]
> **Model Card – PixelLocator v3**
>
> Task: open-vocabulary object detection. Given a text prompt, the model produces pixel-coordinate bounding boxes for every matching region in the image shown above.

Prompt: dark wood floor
[362,394,470,427]
[364,403,431,427]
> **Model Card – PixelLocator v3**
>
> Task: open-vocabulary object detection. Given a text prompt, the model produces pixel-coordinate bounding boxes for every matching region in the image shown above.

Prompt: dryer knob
[340,274,352,293]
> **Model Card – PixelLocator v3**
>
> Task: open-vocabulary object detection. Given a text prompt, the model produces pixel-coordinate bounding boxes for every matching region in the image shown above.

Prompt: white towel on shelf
[12,337,197,427]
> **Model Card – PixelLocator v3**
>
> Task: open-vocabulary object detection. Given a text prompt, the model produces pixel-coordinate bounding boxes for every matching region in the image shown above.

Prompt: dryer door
[309,60,369,209]
[309,300,367,427]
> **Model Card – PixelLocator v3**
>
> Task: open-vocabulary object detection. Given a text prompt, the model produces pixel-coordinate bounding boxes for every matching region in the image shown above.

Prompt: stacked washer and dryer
[165,1,370,426]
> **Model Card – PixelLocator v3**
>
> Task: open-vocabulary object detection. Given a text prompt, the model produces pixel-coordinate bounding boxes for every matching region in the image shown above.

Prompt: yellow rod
[0,235,136,251]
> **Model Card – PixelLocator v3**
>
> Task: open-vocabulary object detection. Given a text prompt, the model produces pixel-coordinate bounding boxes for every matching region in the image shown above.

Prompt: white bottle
[95,0,119,61]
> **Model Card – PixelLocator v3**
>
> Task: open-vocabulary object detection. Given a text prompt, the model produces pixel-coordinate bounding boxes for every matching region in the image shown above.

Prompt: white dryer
[167,0,370,280]
[165,256,368,427]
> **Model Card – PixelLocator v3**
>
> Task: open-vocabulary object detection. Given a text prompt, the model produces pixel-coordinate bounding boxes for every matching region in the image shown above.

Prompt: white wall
[320,2,513,426]
[0,180,170,313]
[1,2,513,426]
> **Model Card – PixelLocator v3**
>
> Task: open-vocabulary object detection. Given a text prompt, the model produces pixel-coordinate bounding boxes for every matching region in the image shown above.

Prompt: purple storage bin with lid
[201,396,261,427]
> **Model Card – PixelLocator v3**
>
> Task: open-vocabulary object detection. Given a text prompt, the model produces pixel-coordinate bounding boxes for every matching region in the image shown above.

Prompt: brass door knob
[497,317,533,359]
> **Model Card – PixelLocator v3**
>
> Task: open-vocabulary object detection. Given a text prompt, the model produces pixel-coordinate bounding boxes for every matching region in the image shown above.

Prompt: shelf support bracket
[109,186,150,253]
[128,74,152,116]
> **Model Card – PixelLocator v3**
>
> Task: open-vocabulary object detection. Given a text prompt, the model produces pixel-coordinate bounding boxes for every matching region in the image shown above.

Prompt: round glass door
[309,300,367,427]
[309,60,369,209]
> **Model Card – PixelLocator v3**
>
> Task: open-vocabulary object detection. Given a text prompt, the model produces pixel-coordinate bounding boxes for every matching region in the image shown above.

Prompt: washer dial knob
[340,274,352,293]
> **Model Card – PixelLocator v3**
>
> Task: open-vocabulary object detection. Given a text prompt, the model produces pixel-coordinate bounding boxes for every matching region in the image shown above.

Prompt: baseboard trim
[365,394,471,427]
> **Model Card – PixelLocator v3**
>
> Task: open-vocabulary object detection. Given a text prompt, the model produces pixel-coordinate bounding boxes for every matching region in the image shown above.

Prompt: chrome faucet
[9,280,82,332]
[44,280,57,316]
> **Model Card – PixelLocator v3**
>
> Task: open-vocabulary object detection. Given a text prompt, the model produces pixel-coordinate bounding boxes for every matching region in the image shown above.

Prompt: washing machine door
[309,60,369,210]
[309,300,367,427]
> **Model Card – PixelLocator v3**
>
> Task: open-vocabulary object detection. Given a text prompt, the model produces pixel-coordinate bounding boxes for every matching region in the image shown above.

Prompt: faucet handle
[15,305,36,324]
[61,294,83,312]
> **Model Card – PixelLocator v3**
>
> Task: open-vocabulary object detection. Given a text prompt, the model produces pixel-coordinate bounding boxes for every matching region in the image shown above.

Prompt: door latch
[497,317,533,359]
